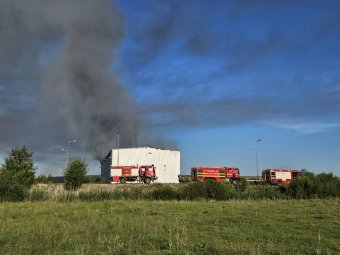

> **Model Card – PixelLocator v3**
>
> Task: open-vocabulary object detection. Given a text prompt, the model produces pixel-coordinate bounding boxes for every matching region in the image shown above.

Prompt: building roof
[111,146,179,151]
[100,147,180,163]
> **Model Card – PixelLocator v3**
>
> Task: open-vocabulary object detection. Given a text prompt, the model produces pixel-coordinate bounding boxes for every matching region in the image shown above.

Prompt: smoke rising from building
[0,0,139,160]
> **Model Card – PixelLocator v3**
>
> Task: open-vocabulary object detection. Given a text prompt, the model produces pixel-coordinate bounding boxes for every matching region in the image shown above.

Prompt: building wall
[101,151,112,183]
[102,147,180,183]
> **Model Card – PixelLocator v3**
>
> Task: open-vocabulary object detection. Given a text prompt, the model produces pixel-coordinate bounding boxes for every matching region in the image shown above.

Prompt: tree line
[0,146,339,202]
[0,146,87,201]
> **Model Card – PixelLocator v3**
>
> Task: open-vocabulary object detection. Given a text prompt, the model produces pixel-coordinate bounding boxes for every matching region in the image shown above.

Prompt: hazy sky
[1,0,339,176]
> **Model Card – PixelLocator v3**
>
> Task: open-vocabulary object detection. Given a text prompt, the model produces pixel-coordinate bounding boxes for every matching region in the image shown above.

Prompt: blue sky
[0,0,339,176]
[115,0,340,175]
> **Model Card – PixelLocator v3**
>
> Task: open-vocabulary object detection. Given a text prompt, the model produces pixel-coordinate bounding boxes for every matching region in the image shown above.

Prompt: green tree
[288,171,340,198]
[288,172,317,198]
[0,146,36,188]
[63,158,88,191]
[315,172,340,197]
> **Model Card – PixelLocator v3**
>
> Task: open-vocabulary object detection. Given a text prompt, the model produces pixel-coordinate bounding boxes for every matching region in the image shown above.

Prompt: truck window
[265,171,270,180]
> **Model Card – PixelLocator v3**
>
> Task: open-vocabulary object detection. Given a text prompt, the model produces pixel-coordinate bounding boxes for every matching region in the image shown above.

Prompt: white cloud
[263,119,340,135]
[325,85,340,94]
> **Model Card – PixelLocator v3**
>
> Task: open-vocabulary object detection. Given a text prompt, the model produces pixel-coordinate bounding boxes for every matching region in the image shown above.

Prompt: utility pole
[116,130,120,166]
[256,139,262,183]
[67,139,76,166]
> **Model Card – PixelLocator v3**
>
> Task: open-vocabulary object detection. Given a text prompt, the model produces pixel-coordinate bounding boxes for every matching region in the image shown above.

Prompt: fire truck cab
[138,165,157,184]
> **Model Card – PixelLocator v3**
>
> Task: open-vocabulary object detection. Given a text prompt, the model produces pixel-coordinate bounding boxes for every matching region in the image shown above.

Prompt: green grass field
[0,199,339,254]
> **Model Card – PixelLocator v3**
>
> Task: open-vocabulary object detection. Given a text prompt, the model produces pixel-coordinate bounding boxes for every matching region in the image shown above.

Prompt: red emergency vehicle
[262,169,302,185]
[191,166,241,183]
[111,165,157,184]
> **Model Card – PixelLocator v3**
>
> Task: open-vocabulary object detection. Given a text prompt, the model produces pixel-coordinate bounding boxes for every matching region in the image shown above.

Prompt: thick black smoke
[0,0,139,160]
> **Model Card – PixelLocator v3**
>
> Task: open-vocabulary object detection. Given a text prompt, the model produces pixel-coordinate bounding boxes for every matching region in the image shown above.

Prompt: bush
[288,171,340,199]
[150,186,178,200]
[27,188,49,201]
[278,184,289,194]
[0,181,27,202]
[235,178,248,192]
[316,172,340,198]
[204,179,229,200]
[180,180,235,200]
[181,182,207,200]
[63,158,88,191]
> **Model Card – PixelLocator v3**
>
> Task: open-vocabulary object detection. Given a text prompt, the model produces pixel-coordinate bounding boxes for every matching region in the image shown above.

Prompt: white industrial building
[100,147,180,183]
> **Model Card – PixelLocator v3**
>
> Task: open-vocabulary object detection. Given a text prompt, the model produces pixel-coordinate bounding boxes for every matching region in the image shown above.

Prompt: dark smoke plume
[0,0,139,160]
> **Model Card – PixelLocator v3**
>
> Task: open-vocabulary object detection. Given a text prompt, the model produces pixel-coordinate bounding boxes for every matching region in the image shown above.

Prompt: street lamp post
[60,148,67,168]
[66,139,76,166]
[256,139,262,183]
[116,130,120,166]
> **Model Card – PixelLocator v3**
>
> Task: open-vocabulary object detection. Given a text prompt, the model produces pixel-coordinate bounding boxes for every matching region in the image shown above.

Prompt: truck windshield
[143,168,154,172]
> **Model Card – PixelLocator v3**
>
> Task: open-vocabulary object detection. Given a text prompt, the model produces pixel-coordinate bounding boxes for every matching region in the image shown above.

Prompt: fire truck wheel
[144,177,151,184]
[120,178,126,184]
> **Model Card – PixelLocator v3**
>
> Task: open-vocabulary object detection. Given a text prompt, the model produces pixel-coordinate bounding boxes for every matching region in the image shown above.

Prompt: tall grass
[3,175,339,203]
[24,183,289,202]
[0,199,338,254]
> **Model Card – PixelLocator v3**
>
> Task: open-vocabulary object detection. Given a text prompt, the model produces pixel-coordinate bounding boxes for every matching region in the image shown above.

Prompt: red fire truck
[110,165,157,184]
[191,166,241,183]
[262,169,302,185]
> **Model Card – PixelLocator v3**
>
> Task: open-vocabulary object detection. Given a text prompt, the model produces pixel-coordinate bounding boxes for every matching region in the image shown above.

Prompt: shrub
[180,180,234,200]
[278,184,289,194]
[150,186,178,200]
[287,171,339,199]
[239,185,285,200]
[181,182,207,200]
[28,188,49,201]
[263,185,286,200]
[235,178,248,192]
[204,179,229,200]
[315,172,340,198]
[63,158,88,191]
[0,181,27,202]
